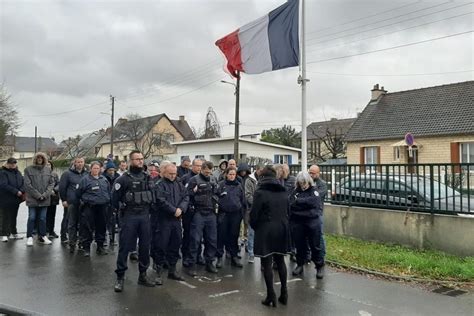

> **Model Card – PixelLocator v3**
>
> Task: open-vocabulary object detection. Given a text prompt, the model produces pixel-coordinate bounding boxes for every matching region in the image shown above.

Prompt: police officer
[152,162,188,285]
[185,161,219,276]
[177,157,191,179]
[180,158,203,267]
[59,157,88,249]
[76,161,110,257]
[112,150,155,292]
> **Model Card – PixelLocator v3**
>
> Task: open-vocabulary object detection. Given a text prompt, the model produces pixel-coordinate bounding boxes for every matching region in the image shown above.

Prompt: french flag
[215,0,299,78]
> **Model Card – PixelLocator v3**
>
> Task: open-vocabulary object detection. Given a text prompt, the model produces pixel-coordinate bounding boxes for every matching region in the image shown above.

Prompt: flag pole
[299,0,308,171]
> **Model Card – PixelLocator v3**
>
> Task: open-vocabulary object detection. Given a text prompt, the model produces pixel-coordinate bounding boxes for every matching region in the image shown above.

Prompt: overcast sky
[1,0,472,141]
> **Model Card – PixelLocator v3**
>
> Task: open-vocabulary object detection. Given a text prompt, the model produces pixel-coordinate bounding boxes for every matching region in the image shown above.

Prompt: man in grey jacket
[244,164,263,263]
[59,157,87,250]
[24,152,54,246]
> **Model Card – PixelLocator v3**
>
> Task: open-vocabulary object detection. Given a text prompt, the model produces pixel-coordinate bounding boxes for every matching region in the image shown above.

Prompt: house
[345,81,474,167]
[307,117,356,163]
[97,114,195,161]
[57,129,107,159]
[3,135,59,160]
[169,137,301,166]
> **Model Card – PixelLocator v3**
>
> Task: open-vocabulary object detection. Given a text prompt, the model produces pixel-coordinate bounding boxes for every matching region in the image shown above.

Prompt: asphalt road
[0,204,472,316]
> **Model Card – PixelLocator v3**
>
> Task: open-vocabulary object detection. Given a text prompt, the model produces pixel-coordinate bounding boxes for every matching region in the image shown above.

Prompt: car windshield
[403,177,461,199]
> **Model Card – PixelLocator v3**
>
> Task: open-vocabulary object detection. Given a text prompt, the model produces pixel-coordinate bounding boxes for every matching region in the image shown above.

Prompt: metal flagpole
[299,0,308,171]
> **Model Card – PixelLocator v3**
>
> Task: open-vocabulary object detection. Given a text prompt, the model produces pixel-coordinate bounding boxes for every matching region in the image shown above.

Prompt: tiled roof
[307,118,357,139]
[5,136,58,152]
[170,119,196,141]
[346,81,474,142]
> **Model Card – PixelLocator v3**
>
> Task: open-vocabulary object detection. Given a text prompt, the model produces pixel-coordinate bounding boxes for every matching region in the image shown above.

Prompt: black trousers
[155,218,182,266]
[80,204,107,249]
[216,211,242,258]
[115,213,151,278]
[46,204,57,234]
[290,217,322,266]
[60,207,68,240]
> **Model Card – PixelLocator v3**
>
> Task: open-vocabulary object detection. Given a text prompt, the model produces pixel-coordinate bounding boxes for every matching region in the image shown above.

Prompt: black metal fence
[289,163,474,215]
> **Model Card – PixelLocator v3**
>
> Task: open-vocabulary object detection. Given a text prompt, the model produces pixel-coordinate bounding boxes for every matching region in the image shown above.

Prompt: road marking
[319,289,396,314]
[275,278,302,285]
[359,311,372,316]
[223,274,233,278]
[209,290,240,298]
[178,281,197,289]
[197,276,222,283]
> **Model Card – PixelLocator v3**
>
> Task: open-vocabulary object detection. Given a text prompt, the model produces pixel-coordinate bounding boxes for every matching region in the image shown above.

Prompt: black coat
[289,186,322,221]
[250,177,290,257]
[0,166,24,207]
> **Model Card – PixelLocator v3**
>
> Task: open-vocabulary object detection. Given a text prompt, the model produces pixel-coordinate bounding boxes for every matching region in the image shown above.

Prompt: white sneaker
[11,234,24,240]
[26,237,34,246]
[1,236,8,242]
[39,236,52,245]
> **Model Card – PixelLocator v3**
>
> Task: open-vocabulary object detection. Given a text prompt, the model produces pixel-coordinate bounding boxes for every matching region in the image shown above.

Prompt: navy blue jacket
[177,166,191,179]
[217,179,245,213]
[187,173,218,212]
[103,171,120,187]
[181,170,198,187]
[289,186,322,220]
[111,169,152,213]
[59,167,88,205]
[76,174,111,206]
[154,177,189,218]
[0,167,24,206]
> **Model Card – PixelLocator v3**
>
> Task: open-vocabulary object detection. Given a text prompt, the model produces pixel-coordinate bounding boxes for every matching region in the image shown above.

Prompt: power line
[23,100,108,118]
[307,3,474,47]
[307,30,474,64]
[306,1,421,36]
[307,1,452,42]
[306,69,474,77]
[307,11,474,53]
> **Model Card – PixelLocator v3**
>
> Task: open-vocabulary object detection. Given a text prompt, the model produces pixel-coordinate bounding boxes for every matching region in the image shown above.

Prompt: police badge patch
[115,183,121,191]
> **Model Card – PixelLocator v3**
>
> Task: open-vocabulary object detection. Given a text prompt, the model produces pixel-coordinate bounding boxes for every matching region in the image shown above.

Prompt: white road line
[359,311,372,316]
[209,290,240,298]
[275,278,302,285]
[178,281,197,289]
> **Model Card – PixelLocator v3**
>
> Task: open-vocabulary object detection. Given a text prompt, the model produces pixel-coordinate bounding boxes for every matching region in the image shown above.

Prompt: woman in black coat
[250,165,290,307]
[289,171,322,277]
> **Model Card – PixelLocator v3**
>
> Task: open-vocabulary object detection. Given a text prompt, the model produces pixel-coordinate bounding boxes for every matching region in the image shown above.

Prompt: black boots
[155,265,163,286]
[278,287,288,305]
[261,292,277,307]
[96,246,108,256]
[168,265,185,281]
[316,264,325,279]
[206,262,218,274]
[186,266,197,277]
[231,257,243,268]
[292,265,304,276]
[138,273,155,287]
[114,278,124,292]
[216,257,223,268]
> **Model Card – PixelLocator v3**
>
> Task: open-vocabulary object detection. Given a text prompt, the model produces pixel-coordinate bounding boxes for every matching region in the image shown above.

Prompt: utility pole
[234,71,240,162]
[110,95,115,160]
[34,126,38,154]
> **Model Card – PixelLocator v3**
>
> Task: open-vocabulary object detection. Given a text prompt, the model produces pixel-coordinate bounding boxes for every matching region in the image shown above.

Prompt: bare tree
[308,126,346,162]
[115,113,176,159]
[62,135,82,159]
[245,156,273,166]
[0,84,19,145]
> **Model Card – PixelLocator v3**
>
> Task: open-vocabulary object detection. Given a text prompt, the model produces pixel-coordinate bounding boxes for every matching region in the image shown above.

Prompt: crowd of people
[0,151,327,308]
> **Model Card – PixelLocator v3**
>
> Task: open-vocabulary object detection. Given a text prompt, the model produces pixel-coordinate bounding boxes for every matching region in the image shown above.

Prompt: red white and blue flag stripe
[215,0,299,78]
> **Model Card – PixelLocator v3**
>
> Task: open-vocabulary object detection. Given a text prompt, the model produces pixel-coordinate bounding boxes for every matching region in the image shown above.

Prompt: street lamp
[221,73,241,162]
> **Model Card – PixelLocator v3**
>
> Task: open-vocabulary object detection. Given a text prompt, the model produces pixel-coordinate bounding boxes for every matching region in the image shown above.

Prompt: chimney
[179,115,185,123]
[371,84,387,101]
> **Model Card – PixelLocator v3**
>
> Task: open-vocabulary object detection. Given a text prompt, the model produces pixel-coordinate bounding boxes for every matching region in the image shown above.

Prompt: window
[195,155,205,159]
[274,155,292,164]
[20,153,25,158]
[461,142,474,163]
[364,147,378,164]
[393,147,400,161]
[309,140,321,157]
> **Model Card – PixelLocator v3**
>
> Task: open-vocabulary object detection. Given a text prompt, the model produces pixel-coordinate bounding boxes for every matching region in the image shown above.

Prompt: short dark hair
[181,156,191,163]
[129,150,142,159]
[260,165,277,178]
[119,160,127,164]
[202,161,213,170]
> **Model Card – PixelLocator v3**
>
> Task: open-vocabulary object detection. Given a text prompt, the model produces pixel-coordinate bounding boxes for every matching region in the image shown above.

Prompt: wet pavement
[0,205,472,315]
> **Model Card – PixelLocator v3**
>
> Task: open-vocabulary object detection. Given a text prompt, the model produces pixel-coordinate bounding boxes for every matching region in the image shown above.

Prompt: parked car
[332,174,473,214]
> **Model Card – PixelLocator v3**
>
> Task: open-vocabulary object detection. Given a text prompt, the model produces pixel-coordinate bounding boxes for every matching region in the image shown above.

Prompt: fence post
[429,165,435,213]
[348,165,352,207]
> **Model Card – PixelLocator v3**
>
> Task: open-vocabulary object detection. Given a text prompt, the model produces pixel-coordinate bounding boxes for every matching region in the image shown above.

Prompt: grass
[325,234,474,282]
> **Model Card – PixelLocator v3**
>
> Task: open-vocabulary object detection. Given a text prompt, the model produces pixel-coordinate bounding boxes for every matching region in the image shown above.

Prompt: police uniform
[180,171,200,266]
[76,174,111,255]
[112,169,154,290]
[152,177,188,283]
[186,173,218,274]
